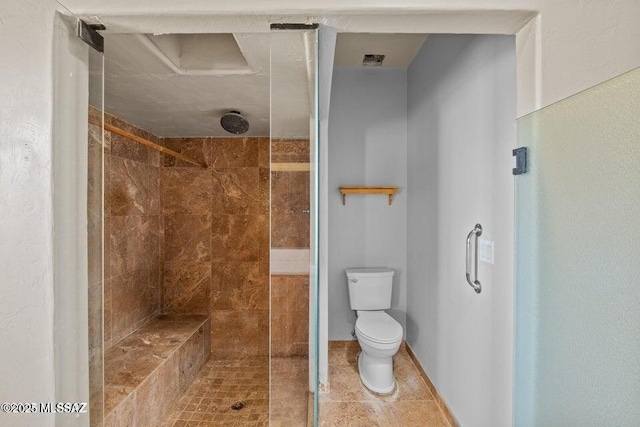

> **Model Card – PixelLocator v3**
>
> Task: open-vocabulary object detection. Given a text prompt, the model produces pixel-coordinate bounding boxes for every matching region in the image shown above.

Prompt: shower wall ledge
[103,315,210,426]
[270,248,311,275]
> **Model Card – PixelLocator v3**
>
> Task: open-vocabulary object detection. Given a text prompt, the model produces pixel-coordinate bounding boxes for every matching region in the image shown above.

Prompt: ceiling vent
[362,54,385,66]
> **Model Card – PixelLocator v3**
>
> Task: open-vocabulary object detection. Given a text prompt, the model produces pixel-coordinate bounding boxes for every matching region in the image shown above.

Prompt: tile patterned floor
[161,356,309,427]
[160,344,447,426]
[319,343,451,427]
[162,357,270,427]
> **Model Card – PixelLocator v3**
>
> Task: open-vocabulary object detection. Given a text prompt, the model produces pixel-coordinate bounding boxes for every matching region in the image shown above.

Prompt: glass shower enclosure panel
[514,67,640,425]
[269,27,319,426]
[87,45,105,427]
[53,6,105,426]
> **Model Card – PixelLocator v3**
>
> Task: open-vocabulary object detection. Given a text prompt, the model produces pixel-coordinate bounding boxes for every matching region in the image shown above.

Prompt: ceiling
[334,33,428,68]
[97,32,312,138]
[96,31,428,137]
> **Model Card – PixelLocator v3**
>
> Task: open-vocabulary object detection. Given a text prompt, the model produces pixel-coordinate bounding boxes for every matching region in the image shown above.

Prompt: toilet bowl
[355,310,403,394]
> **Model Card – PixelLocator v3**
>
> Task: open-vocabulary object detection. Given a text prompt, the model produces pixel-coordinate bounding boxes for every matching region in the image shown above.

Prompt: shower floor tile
[319,343,451,427]
[162,357,269,427]
[162,356,309,427]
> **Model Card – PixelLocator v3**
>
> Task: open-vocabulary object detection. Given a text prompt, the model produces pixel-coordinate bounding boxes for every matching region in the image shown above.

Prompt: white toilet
[346,267,403,394]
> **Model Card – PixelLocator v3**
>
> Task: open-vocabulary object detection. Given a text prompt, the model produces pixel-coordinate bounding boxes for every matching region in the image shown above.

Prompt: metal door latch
[513,147,528,175]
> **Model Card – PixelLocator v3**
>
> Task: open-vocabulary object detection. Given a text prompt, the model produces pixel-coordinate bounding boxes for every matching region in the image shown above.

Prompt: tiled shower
[86,27,318,427]
[88,116,312,426]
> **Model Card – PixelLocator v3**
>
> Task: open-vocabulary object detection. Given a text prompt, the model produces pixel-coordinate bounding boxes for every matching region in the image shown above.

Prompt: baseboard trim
[328,339,407,350]
[405,343,459,427]
[328,339,359,348]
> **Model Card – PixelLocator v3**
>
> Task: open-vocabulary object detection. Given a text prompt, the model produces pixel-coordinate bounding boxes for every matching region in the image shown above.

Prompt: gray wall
[328,68,407,340]
[406,35,515,427]
[317,25,337,388]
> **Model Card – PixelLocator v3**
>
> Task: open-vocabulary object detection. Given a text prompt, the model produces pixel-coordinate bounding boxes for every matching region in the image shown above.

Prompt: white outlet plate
[479,239,494,264]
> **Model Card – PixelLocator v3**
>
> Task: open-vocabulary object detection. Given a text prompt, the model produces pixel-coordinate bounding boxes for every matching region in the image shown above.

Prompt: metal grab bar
[466,224,483,293]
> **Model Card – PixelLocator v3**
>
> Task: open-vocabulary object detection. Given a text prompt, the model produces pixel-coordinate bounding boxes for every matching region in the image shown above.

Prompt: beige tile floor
[162,357,270,427]
[160,344,447,427]
[319,344,450,427]
[161,356,309,427]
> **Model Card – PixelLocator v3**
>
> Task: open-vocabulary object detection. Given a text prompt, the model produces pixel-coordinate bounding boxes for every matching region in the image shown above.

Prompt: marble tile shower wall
[101,110,162,351]
[271,139,311,248]
[160,136,271,359]
[93,108,310,361]
[270,139,310,357]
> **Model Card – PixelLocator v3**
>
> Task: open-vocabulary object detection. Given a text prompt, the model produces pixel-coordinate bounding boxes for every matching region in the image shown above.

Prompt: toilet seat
[355,311,403,344]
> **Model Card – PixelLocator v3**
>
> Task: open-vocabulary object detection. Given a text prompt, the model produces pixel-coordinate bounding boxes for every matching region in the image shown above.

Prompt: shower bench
[103,314,210,426]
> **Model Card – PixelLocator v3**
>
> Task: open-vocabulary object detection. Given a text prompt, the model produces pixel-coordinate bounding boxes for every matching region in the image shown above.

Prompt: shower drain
[231,401,245,411]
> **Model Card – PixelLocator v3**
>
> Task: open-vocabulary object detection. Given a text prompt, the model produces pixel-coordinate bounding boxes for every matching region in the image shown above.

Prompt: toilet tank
[346,268,395,310]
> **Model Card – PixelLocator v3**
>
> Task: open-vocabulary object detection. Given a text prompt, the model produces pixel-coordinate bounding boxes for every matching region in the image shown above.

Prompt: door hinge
[77,20,105,53]
[270,23,319,30]
[512,147,528,175]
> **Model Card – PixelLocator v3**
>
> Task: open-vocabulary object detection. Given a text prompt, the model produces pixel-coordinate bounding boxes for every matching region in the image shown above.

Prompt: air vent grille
[362,54,385,66]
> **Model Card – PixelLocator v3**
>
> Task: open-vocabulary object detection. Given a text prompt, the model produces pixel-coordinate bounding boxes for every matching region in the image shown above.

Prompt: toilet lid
[355,312,403,344]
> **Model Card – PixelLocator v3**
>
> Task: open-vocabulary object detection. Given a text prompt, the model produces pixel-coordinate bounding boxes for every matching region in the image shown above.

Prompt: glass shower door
[53,6,105,426]
[514,67,640,426]
[87,44,105,427]
[269,26,319,426]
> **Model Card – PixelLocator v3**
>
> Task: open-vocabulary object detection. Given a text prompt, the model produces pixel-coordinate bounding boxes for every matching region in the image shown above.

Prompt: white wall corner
[317,24,337,390]
[515,13,542,118]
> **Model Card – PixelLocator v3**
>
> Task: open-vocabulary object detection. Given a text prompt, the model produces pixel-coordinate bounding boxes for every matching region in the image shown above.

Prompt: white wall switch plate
[479,239,494,264]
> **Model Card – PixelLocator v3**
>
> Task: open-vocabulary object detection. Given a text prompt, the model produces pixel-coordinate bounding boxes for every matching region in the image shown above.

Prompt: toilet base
[357,351,396,395]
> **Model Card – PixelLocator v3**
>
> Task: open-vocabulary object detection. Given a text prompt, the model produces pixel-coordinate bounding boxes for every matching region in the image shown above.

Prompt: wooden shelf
[339,186,399,206]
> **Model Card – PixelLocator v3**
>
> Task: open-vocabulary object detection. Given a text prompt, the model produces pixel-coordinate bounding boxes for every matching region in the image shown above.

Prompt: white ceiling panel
[334,33,427,68]
[95,32,309,137]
